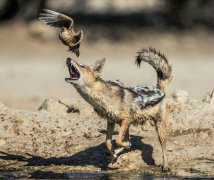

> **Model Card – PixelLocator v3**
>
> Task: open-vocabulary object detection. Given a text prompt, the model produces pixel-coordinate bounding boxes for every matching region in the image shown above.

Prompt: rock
[38,98,80,115]
[0,99,104,158]
[109,150,147,170]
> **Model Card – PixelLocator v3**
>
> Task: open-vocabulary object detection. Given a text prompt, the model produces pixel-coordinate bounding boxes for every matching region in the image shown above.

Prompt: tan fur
[66,49,172,170]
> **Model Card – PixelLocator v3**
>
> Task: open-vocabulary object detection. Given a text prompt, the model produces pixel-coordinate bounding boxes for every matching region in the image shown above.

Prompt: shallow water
[0,171,212,179]
[0,171,167,179]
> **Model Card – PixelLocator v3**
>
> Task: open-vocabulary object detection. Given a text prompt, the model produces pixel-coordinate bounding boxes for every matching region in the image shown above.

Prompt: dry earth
[0,90,214,178]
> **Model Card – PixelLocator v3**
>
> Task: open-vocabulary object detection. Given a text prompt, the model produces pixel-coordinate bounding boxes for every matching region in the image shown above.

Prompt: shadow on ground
[0,135,154,178]
[30,171,108,179]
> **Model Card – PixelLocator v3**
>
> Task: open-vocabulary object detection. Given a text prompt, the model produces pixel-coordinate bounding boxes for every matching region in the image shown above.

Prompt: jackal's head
[65,57,105,86]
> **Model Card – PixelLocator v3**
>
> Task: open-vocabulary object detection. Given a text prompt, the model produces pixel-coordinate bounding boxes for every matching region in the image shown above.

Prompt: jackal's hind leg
[155,122,169,171]
[116,119,131,149]
[155,104,170,171]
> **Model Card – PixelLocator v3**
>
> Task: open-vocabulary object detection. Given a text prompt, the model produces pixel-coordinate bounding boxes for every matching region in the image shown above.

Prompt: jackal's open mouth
[65,58,80,82]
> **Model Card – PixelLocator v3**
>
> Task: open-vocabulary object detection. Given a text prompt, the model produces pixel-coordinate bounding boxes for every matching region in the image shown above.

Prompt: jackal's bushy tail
[136,48,172,92]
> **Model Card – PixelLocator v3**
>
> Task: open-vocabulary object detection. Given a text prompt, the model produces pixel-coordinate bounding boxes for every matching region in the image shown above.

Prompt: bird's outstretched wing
[39,9,74,29]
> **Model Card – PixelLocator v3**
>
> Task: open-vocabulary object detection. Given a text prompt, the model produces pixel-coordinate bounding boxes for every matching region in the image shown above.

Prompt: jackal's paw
[107,147,124,163]
[116,140,131,150]
[113,147,125,157]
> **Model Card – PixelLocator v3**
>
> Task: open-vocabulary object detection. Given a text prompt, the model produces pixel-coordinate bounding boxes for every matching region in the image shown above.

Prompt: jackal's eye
[79,64,85,68]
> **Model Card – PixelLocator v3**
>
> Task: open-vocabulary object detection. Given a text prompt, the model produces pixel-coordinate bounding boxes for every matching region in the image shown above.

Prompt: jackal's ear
[93,58,106,73]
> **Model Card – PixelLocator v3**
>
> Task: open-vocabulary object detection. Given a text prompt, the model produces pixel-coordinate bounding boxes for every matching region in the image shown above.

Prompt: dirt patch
[0,91,214,178]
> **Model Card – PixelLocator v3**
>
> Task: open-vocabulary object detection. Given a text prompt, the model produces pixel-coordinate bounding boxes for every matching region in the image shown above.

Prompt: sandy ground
[0,92,214,178]
[0,24,214,110]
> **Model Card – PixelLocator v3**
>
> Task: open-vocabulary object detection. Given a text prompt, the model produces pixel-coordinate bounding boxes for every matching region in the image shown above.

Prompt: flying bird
[39,9,83,57]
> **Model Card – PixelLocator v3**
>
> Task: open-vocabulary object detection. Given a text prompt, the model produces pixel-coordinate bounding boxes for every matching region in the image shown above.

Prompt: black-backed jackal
[65,48,172,170]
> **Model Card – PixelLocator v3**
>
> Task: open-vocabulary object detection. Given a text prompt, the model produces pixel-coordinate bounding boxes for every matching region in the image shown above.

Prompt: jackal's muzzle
[65,58,80,83]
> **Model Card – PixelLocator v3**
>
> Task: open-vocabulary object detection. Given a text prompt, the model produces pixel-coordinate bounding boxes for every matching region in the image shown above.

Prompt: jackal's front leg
[106,121,115,155]
[116,119,131,149]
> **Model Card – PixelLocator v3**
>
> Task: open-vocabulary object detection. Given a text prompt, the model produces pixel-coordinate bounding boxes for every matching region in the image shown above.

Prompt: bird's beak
[75,50,80,57]
[69,47,80,57]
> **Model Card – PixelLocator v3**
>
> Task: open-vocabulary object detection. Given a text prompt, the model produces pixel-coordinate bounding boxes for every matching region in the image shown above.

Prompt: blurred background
[0,0,214,110]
